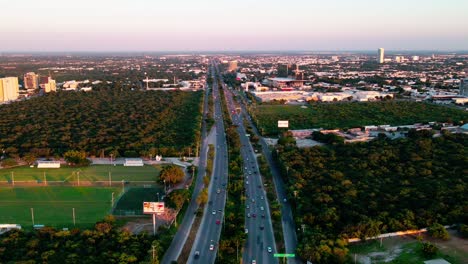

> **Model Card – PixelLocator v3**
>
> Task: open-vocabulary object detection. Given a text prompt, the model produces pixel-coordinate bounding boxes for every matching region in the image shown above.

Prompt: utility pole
[77,171,80,186]
[43,171,47,186]
[11,172,14,187]
[111,192,115,207]
[108,171,112,187]
[31,208,35,226]
[72,208,76,226]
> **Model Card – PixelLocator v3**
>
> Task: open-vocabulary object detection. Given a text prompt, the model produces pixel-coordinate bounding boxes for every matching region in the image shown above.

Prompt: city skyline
[1,0,468,52]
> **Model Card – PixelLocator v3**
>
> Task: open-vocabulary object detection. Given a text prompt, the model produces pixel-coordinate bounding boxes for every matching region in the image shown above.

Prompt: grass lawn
[251,101,468,136]
[0,164,163,182]
[113,187,163,215]
[0,187,121,229]
[349,236,466,264]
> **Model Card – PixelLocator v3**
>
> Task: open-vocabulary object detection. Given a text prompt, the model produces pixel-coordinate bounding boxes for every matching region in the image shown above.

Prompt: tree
[421,242,438,257]
[64,150,90,166]
[427,223,450,240]
[197,188,208,205]
[159,165,185,185]
[165,190,188,210]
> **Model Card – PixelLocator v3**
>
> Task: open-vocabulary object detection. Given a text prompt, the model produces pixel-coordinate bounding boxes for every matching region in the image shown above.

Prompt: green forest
[250,101,468,136]
[0,90,203,158]
[275,131,467,263]
[0,216,156,263]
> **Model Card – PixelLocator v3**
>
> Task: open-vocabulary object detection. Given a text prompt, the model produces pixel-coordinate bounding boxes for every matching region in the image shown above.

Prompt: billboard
[143,202,165,214]
[278,120,289,128]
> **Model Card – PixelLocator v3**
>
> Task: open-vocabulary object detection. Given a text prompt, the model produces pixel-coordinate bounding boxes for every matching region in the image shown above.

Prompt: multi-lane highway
[188,63,229,264]
[218,65,278,264]
[236,90,301,264]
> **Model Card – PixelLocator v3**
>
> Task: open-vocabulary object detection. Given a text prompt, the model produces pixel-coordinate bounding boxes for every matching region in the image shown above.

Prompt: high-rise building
[378,48,385,63]
[24,72,39,90]
[40,76,57,93]
[228,60,238,72]
[460,78,468,97]
[0,77,19,102]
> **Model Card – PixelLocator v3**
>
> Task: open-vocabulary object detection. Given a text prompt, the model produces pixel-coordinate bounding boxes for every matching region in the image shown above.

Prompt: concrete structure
[37,160,61,168]
[423,259,451,264]
[0,224,21,234]
[124,158,144,166]
[40,76,57,92]
[268,77,304,89]
[459,78,468,96]
[378,48,385,63]
[0,77,19,102]
[227,60,238,72]
[24,72,38,90]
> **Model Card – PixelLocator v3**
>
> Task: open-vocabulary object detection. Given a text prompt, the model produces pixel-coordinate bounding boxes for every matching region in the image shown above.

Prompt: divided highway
[188,63,229,264]
[218,66,278,264]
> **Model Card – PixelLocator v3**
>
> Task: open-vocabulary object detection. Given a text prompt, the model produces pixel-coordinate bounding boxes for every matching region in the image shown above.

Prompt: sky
[1,0,467,51]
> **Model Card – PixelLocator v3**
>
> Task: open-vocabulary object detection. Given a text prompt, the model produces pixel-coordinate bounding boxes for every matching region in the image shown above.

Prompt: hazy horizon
[1,0,468,51]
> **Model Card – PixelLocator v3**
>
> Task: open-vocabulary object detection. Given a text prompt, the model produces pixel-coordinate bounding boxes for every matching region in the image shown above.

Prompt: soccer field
[0,164,163,183]
[0,187,121,229]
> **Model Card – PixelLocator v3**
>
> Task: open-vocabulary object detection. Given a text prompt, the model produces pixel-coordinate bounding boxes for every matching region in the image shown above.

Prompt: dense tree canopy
[0,217,153,263]
[275,131,467,263]
[159,165,185,185]
[0,90,203,158]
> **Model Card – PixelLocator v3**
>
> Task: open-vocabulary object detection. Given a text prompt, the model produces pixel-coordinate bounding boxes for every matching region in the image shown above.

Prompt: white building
[378,48,385,63]
[124,158,144,166]
[0,77,19,102]
[460,78,468,96]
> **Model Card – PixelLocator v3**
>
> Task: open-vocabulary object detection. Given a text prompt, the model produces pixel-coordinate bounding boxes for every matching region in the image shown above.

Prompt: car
[216,219,220,225]
[247,213,251,218]
[260,206,264,211]
[258,185,261,189]
[209,244,214,251]
[216,189,221,194]
[252,260,256,264]
[283,198,287,202]
[251,199,255,203]
[246,181,249,185]
[267,247,272,253]
[246,204,250,209]
[245,228,248,234]
[261,214,265,218]
[194,251,200,258]
[212,210,216,215]
[218,209,222,213]
[252,213,256,218]
[260,225,264,230]
[260,196,264,200]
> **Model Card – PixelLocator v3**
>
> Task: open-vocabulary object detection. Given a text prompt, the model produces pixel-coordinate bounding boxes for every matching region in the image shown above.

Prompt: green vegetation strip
[0,187,120,228]
[250,101,468,136]
[216,82,246,264]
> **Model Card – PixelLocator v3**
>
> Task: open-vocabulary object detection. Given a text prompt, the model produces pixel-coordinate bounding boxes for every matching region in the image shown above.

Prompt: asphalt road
[219,71,278,264]
[161,73,211,264]
[237,91,301,264]
[188,63,229,264]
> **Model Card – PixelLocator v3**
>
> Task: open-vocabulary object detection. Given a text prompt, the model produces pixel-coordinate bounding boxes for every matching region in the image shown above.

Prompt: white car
[212,210,216,215]
[267,247,272,253]
[209,244,214,251]
[260,206,264,211]
[252,260,256,264]
[245,228,249,234]
[246,205,250,209]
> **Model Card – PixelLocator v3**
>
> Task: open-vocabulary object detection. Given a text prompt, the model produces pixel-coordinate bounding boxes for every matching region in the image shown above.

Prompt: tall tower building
[24,72,39,90]
[378,48,385,63]
[228,60,238,72]
[0,77,19,102]
[460,78,468,97]
[40,76,57,93]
